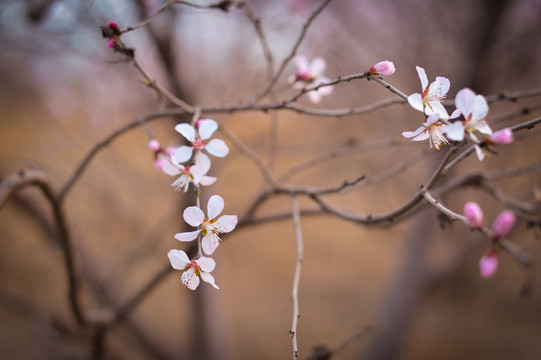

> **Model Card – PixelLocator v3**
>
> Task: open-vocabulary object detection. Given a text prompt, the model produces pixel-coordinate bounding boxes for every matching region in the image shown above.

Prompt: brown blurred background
[1,0,541,359]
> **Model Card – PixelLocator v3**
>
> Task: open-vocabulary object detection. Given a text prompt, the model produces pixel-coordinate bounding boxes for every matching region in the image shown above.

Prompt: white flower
[290,55,333,103]
[407,66,450,119]
[402,114,449,151]
[161,155,216,192]
[168,249,219,290]
[446,88,493,142]
[175,195,238,255]
[173,119,229,172]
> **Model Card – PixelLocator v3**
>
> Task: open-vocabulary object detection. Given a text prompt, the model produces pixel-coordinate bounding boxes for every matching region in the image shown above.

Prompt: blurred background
[1,0,541,359]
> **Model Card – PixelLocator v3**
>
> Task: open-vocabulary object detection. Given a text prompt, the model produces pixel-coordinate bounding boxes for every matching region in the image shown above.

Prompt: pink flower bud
[369,61,395,76]
[463,201,484,228]
[479,250,498,278]
[109,22,119,30]
[107,39,116,48]
[153,158,163,170]
[488,128,513,145]
[148,139,161,152]
[491,210,516,239]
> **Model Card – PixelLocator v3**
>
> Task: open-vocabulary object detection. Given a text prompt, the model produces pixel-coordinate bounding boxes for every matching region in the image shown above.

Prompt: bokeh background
[1,0,541,359]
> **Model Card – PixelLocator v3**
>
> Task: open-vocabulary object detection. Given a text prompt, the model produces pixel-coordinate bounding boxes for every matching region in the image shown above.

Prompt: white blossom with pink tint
[491,210,516,239]
[402,114,449,151]
[488,128,513,145]
[175,195,238,255]
[369,60,395,76]
[479,250,499,278]
[173,119,229,172]
[407,66,451,119]
[463,201,484,228]
[161,155,216,192]
[446,88,493,143]
[290,55,333,103]
[168,249,219,290]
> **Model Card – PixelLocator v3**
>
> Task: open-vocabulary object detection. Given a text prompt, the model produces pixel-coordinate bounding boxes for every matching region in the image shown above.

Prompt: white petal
[411,132,430,141]
[168,249,190,270]
[207,195,224,220]
[416,66,428,90]
[449,108,461,119]
[175,123,196,142]
[202,234,220,255]
[475,145,486,161]
[402,126,425,139]
[430,76,450,98]
[161,157,181,176]
[189,165,204,184]
[200,175,217,186]
[180,268,199,290]
[455,88,475,116]
[198,119,218,140]
[294,55,309,71]
[428,101,450,119]
[200,271,219,289]
[205,139,229,157]
[214,215,238,233]
[407,93,424,112]
[424,113,441,126]
[174,230,201,242]
[477,123,493,135]
[196,256,216,272]
[472,95,489,121]
[183,206,205,227]
[445,122,465,141]
[195,151,211,172]
[173,146,193,163]
[310,57,327,76]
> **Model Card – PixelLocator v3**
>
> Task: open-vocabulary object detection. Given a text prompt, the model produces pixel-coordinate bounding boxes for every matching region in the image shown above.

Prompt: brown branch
[0,169,85,325]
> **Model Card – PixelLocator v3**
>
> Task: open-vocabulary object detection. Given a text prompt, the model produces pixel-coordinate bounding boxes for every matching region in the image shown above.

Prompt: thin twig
[252,0,333,102]
[289,195,304,359]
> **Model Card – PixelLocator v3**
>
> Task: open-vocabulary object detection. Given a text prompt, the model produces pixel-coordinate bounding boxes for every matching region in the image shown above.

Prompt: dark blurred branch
[0,168,85,326]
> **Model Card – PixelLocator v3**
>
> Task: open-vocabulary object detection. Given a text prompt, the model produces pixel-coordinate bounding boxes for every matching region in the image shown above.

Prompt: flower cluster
[152,119,237,290]
[403,66,514,158]
[463,202,517,278]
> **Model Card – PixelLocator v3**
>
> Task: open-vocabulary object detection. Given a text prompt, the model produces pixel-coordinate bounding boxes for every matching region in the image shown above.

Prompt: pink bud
[109,21,119,30]
[107,38,116,48]
[491,210,516,239]
[479,250,499,278]
[488,128,513,145]
[369,61,395,76]
[463,201,484,228]
[148,139,161,152]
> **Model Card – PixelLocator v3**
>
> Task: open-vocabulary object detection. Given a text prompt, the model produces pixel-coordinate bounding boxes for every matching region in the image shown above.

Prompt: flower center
[192,138,205,151]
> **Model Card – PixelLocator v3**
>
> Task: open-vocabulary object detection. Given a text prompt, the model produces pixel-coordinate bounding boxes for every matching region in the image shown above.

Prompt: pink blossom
[161,155,216,192]
[479,250,499,278]
[446,88,493,143]
[290,55,333,103]
[174,119,229,172]
[407,66,451,119]
[402,114,449,151]
[491,210,516,239]
[488,128,513,145]
[369,61,395,76]
[175,195,238,255]
[168,249,218,290]
[463,201,484,228]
